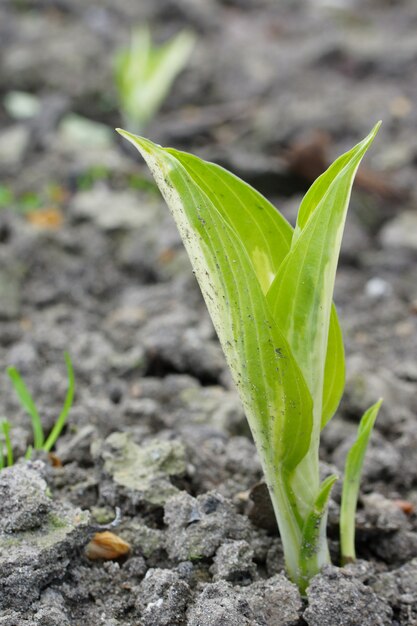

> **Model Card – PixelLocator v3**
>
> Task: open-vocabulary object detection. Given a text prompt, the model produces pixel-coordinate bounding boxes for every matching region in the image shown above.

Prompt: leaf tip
[115,127,133,141]
[361,121,382,150]
[116,128,157,157]
[373,120,382,134]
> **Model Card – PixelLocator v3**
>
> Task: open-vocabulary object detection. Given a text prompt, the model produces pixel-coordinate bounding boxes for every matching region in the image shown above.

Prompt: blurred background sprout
[114,26,195,133]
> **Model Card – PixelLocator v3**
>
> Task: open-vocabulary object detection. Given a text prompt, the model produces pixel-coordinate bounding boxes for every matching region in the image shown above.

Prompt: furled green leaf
[267,124,380,422]
[117,130,313,471]
[340,399,382,563]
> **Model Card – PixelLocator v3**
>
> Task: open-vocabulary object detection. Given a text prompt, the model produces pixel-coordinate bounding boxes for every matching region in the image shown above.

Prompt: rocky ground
[0,0,417,624]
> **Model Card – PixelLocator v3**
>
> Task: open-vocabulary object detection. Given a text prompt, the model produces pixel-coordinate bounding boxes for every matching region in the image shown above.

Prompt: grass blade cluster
[118,124,381,591]
[6,366,44,448]
[0,352,75,469]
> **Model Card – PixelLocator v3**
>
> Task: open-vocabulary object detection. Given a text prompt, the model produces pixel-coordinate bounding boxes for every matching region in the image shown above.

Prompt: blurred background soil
[0,0,417,624]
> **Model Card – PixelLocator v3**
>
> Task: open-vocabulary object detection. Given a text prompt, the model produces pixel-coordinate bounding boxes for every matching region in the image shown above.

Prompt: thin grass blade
[7,366,44,449]
[1,419,14,467]
[43,352,75,452]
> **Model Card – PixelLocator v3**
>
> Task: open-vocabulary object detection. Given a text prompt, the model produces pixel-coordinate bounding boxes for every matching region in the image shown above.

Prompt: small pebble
[365,277,392,299]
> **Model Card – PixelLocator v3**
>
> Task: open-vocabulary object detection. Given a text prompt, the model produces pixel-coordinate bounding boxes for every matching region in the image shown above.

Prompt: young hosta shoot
[118,124,381,592]
[114,26,195,133]
[5,352,75,463]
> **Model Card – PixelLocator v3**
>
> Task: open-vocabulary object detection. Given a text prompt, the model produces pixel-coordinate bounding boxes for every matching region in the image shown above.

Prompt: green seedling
[117,124,382,592]
[340,398,381,563]
[4,352,75,466]
[77,164,111,191]
[114,26,195,133]
[0,184,14,209]
[0,185,66,215]
[19,191,43,213]
[0,419,14,469]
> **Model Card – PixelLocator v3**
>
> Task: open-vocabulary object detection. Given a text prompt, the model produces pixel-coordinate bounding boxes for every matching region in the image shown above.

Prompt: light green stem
[340,493,356,564]
[263,455,332,594]
[260,399,335,594]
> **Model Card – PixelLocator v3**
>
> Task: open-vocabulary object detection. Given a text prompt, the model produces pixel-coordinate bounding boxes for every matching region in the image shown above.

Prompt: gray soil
[0,0,417,624]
